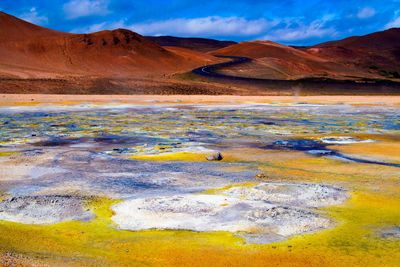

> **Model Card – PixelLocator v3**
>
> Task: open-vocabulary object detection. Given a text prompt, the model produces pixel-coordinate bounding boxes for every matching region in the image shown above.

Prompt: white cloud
[71,20,125,33]
[63,0,110,19]
[357,7,376,19]
[385,16,400,28]
[69,15,339,44]
[128,16,277,37]
[385,10,400,29]
[262,18,337,42]
[20,7,48,25]
[70,16,278,37]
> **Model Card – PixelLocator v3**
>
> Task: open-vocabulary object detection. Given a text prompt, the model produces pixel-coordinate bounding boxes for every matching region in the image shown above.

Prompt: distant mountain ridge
[146,36,236,52]
[307,28,400,79]
[315,28,400,50]
[211,28,400,81]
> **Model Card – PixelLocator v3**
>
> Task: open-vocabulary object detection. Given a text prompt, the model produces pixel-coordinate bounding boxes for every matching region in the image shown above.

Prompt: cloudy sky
[1,0,400,45]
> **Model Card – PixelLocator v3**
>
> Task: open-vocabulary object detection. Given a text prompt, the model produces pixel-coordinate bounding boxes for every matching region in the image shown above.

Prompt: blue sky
[1,0,400,45]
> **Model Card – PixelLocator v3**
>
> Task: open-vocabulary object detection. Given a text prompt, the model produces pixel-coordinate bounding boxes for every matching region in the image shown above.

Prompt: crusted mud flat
[220,183,347,208]
[113,183,347,243]
[0,195,93,224]
[0,100,399,266]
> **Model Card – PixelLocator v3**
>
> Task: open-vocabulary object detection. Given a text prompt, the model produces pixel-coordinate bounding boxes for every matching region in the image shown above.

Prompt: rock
[206,152,223,161]
[255,173,267,179]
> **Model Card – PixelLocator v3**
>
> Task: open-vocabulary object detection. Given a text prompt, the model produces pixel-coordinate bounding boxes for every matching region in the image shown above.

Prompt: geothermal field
[0,97,399,266]
[1,4,400,265]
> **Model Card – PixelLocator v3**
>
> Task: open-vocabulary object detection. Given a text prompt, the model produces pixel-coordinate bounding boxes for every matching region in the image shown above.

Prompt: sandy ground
[1,94,400,106]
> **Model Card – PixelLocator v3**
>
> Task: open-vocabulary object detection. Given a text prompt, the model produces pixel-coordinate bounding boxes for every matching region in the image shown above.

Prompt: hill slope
[307,28,400,79]
[0,12,215,79]
[212,41,373,80]
[0,11,66,41]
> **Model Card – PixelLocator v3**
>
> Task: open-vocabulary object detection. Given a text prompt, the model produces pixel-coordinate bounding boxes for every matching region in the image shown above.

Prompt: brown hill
[0,11,215,79]
[213,40,327,60]
[0,11,66,41]
[307,28,400,79]
[1,11,399,95]
[146,36,236,52]
[315,28,400,51]
[211,41,373,80]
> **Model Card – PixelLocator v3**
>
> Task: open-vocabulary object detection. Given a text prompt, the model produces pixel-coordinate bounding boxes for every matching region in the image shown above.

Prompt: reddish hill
[307,28,400,79]
[1,11,399,94]
[0,12,215,79]
[315,28,400,51]
[213,40,329,60]
[211,41,373,80]
[0,11,66,41]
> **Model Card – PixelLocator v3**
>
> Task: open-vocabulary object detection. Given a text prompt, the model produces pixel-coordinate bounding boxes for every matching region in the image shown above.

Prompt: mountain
[211,41,374,80]
[0,11,66,41]
[0,11,216,79]
[211,28,400,81]
[145,36,236,52]
[307,28,400,79]
[314,28,400,51]
[0,10,399,95]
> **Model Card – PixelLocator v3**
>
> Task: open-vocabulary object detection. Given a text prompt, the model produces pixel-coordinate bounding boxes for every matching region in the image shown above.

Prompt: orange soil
[1,94,399,106]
